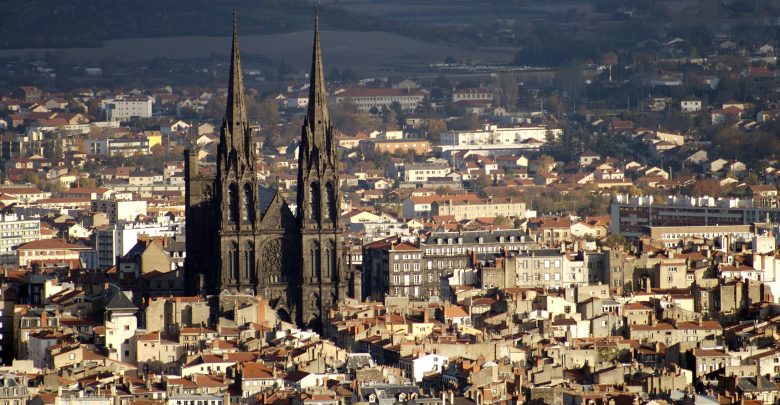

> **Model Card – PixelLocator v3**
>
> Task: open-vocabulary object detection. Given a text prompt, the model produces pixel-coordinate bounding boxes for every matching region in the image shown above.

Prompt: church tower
[185,12,348,331]
[216,13,260,294]
[297,14,343,331]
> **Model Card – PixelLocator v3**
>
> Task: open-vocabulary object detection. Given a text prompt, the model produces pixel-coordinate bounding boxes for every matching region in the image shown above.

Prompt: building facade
[611,195,780,238]
[184,15,351,331]
[0,212,40,265]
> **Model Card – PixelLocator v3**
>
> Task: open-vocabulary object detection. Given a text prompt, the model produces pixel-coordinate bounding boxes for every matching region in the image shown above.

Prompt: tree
[423,119,447,142]
[689,178,722,197]
[80,177,98,188]
[493,215,510,227]
[382,108,399,131]
[248,99,280,127]
[22,171,40,185]
[433,75,452,91]
[473,175,492,192]
[537,155,555,175]
[602,51,618,83]
[151,144,165,157]
[602,234,627,250]
[493,73,518,109]
[435,186,451,195]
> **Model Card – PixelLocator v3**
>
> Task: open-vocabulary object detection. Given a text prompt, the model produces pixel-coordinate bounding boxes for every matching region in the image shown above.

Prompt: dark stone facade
[184,14,348,331]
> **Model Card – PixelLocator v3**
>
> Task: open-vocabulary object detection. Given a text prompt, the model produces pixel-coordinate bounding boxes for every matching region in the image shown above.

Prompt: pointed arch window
[228,243,239,281]
[311,242,321,280]
[243,184,254,223]
[243,243,254,280]
[228,183,239,224]
[325,182,336,220]
[326,240,337,280]
[309,182,320,221]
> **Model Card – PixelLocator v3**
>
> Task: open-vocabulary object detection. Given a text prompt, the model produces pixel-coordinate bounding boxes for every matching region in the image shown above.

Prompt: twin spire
[224,11,330,163]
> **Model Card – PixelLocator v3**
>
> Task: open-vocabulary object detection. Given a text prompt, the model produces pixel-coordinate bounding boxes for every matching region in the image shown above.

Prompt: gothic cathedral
[184,14,347,331]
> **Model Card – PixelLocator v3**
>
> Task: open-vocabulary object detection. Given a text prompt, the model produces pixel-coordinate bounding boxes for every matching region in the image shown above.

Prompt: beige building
[647,225,752,248]
[653,259,689,289]
[366,139,432,155]
[629,320,722,346]
[136,331,183,374]
[432,198,526,221]
[145,296,210,336]
[508,250,588,289]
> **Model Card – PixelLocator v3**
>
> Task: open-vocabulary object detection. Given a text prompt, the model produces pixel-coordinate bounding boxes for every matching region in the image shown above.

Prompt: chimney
[41,310,48,328]
[423,307,430,323]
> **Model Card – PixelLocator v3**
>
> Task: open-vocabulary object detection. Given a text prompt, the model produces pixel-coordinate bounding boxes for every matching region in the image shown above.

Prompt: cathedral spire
[226,11,247,128]
[304,11,330,146]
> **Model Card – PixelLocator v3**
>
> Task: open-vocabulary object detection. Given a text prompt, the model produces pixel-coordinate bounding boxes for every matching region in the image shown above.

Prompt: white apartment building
[0,212,41,264]
[452,88,493,103]
[334,87,426,112]
[101,96,154,121]
[438,124,563,153]
[96,221,177,270]
[403,163,451,182]
[399,353,449,382]
[86,136,150,157]
[431,198,526,221]
[91,199,148,223]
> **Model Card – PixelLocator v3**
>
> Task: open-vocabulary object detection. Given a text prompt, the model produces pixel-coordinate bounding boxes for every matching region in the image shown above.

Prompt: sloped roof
[106,291,137,311]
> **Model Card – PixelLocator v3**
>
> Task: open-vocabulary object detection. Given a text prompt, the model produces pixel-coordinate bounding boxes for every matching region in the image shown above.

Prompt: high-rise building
[184,14,351,331]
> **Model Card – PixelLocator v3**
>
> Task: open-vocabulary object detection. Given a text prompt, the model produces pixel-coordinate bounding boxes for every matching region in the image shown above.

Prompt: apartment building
[335,87,426,112]
[507,249,589,289]
[403,162,451,182]
[362,239,440,301]
[647,225,753,248]
[0,212,40,264]
[437,124,563,154]
[91,199,148,223]
[452,88,493,103]
[101,96,154,121]
[432,197,526,221]
[96,221,177,270]
[86,136,151,157]
[611,195,780,238]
